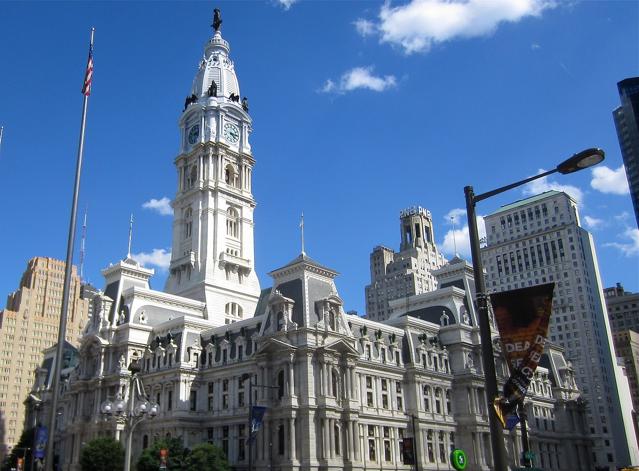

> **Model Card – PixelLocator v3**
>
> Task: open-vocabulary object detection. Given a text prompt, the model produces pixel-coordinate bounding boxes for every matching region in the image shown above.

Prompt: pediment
[255,337,296,355]
[322,337,359,355]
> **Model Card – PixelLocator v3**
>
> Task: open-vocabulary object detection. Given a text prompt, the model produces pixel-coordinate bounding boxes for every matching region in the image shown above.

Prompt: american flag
[81,43,94,96]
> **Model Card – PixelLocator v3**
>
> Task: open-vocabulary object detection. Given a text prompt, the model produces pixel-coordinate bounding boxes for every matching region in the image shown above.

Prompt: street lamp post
[240,373,279,471]
[100,360,158,471]
[464,148,605,471]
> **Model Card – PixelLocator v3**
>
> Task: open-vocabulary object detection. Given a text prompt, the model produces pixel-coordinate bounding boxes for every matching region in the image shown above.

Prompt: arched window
[329,309,337,330]
[277,311,284,331]
[186,165,197,189]
[435,388,442,414]
[226,207,239,238]
[278,370,285,399]
[331,369,338,398]
[225,164,238,188]
[446,389,452,414]
[184,207,193,239]
[225,302,243,319]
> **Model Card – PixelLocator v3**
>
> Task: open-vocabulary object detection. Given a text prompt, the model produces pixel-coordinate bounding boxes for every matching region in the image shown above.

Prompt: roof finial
[212,8,222,33]
[127,213,134,259]
[300,212,305,256]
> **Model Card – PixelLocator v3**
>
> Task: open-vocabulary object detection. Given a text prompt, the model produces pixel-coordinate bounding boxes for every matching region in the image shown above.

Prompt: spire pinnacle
[127,214,134,259]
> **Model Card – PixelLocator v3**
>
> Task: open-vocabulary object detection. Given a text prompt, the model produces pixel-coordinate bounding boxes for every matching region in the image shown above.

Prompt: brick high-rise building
[0,257,90,457]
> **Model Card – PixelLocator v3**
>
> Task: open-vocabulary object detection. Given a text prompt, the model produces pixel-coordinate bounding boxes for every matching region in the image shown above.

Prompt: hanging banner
[490,282,554,427]
[33,425,48,459]
[249,406,267,443]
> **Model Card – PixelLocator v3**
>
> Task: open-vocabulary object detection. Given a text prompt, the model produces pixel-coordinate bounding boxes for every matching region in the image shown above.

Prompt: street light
[100,360,158,471]
[464,147,604,471]
[240,373,280,471]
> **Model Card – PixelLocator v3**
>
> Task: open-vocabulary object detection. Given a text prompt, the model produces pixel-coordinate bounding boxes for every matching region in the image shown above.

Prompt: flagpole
[45,27,94,471]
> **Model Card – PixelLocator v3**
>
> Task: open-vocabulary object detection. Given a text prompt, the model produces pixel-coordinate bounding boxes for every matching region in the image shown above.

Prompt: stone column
[352,421,359,461]
[289,417,296,460]
[323,418,330,459]
[288,355,295,397]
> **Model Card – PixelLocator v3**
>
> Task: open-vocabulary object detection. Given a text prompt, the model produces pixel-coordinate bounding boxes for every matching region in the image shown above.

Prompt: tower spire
[127,214,134,259]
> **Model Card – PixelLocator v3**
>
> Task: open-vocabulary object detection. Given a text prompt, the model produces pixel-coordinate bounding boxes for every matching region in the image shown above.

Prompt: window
[225,302,243,319]
[427,430,435,462]
[423,385,431,411]
[167,390,173,410]
[383,427,392,461]
[439,431,447,462]
[446,390,452,414]
[189,390,197,411]
[225,164,238,187]
[278,370,285,399]
[435,388,442,414]
[226,207,239,237]
[334,424,340,455]
[278,425,285,455]
[183,207,193,239]
[238,425,246,460]
[332,370,339,398]
[223,379,229,409]
[368,425,376,461]
[222,426,229,457]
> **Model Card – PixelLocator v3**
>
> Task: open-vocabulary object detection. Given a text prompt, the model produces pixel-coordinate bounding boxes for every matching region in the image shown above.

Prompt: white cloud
[131,248,172,271]
[591,165,630,195]
[444,208,467,226]
[531,42,541,50]
[583,215,604,229]
[604,228,639,257]
[354,18,377,37]
[142,196,173,216]
[276,0,297,10]
[320,67,396,94]
[522,169,584,204]
[359,0,555,54]
[440,215,486,259]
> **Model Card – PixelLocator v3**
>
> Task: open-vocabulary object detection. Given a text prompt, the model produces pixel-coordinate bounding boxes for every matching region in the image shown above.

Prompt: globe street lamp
[464,148,604,471]
[100,360,158,471]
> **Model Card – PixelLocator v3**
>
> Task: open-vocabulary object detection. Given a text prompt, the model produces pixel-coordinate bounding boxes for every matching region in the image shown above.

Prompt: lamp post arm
[473,168,557,203]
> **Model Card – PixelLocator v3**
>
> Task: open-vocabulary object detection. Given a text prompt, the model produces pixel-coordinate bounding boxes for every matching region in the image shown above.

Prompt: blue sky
[0,0,637,315]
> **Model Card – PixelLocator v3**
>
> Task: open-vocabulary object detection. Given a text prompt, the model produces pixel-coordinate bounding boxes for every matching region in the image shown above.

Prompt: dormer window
[277,311,284,331]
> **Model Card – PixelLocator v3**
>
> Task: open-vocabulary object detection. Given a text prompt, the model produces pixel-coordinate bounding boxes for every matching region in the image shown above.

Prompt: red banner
[490,283,554,427]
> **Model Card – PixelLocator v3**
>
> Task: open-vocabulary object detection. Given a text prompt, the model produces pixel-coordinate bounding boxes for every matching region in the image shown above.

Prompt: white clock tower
[165,12,260,325]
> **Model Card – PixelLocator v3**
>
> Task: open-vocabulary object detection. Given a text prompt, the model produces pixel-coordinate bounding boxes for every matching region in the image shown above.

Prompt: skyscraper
[0,257,90,457]
[481,190,639,470]
[365,206,446,321]
[613,77,639,228]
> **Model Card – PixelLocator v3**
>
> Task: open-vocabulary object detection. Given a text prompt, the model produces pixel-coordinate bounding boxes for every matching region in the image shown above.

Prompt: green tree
[135,437,187,471]
[184,443,229,471]
[79,437,124,471]
[1,427,34,471]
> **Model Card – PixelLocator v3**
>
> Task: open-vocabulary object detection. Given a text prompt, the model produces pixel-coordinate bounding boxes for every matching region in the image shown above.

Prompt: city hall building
[33,12,593,471]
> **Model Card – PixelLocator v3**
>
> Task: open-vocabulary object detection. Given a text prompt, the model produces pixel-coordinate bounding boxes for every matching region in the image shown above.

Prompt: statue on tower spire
[212,8,222,32]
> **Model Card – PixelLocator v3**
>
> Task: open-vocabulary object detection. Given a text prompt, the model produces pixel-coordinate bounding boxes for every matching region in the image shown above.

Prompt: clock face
[188,125,200,145]
[223,122,240,143]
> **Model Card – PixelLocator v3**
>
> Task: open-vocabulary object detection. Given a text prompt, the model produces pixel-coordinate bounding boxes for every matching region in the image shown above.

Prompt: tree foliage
[135,438,187,471]
[79,437,124,471]
[135,438,229,471]
[184,443,229,471]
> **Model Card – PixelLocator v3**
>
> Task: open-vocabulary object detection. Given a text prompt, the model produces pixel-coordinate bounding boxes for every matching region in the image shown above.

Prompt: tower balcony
[169,251,196,273]
[219,252,252,274]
